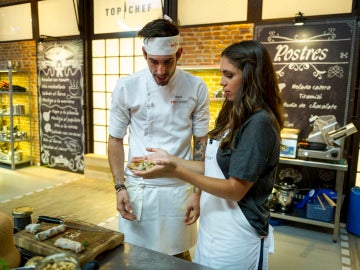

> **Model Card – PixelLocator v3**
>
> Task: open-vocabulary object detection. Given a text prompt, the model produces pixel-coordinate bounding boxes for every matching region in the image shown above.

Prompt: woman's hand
[130,148,177,179]
[184,192,200,225]
[130,160,176,179]
[142,147,171,161]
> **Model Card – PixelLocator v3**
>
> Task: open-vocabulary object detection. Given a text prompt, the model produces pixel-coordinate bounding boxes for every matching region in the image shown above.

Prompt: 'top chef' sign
[37,39,84,173]
[255,19,357,138]
[94,0,163,34]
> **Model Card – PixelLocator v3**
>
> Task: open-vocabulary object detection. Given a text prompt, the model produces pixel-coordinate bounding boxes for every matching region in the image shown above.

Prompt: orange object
[323,193,336,207]
[317,196,325,210]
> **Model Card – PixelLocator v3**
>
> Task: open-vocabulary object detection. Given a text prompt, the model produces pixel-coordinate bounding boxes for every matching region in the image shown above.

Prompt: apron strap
[257,238,264,270]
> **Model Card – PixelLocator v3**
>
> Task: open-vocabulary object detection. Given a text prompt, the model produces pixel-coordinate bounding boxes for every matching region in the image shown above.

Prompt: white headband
[143,35,180,55]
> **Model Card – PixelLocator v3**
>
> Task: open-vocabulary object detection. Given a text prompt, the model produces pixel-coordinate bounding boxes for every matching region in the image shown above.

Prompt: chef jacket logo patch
[170,96,189,106]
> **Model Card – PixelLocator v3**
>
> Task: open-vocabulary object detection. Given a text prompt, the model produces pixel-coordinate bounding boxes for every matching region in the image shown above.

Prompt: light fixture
[293,12,305,26]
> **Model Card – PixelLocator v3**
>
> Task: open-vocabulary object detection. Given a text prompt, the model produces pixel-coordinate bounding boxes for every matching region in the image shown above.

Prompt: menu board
[255,19,357,139]
[37,39,84,173]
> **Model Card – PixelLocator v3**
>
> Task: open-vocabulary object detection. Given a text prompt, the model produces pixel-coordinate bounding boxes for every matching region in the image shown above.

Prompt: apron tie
[257,238,264,270]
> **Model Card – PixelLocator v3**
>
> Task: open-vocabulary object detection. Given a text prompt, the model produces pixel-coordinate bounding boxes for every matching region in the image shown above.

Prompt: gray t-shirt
[217,110,280,236]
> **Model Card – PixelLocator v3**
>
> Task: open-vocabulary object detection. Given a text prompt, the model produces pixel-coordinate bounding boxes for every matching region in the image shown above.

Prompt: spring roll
[35,224,66,241]
[54,237,84,253]
[25,223,41,234]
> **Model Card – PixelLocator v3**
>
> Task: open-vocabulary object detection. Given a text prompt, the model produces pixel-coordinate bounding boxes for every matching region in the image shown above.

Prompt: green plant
[0,258,10,270]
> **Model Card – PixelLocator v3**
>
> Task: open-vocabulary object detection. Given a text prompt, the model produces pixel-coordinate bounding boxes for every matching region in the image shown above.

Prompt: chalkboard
[255,19,357,139]
[37,39,84,173]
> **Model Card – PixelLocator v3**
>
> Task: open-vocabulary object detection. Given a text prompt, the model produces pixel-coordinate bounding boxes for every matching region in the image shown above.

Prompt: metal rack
[271,157,348,242]
[0,68,32,169]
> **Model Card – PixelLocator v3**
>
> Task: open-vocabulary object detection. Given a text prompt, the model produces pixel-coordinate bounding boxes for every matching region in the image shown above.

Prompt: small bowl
[35,253,80,270]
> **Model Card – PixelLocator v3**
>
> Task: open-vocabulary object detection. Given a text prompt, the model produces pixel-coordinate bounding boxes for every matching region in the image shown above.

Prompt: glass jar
[12,206,33,232]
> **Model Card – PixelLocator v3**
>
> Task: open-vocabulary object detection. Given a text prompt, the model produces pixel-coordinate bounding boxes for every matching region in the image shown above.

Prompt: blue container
[347,187,360,237]
[306,200,334,222]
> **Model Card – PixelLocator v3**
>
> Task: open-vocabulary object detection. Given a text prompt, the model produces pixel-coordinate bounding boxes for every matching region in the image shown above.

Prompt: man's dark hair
[138,18,179,38]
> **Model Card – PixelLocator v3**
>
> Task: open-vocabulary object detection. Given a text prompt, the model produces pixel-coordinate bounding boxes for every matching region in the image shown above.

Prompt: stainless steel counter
[97,242,214,270]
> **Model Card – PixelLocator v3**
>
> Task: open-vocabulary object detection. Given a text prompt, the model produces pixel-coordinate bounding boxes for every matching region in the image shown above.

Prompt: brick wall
[179,24,254,66]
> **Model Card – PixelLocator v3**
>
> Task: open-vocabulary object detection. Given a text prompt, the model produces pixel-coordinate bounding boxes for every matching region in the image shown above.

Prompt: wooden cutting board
[14,219,124,266]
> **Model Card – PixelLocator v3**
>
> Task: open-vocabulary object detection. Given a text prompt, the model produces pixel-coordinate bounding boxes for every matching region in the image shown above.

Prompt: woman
[132,40,284,270]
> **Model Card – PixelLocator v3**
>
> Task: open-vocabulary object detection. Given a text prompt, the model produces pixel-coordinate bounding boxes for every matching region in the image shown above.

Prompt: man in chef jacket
[108,17,210,260]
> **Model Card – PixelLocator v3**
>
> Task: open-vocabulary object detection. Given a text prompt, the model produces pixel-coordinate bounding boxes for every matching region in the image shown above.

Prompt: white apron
[118,177,197,255]
[194,139,274,270]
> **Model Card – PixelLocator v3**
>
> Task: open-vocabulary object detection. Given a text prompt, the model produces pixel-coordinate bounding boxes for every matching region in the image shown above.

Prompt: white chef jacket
[109,67,210,254]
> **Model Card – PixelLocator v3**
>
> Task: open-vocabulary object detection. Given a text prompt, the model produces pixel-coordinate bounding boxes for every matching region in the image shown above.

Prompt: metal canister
[12,206,33,232]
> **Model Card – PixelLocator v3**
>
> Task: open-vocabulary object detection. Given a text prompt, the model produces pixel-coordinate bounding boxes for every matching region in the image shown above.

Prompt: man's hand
[131,163,175,179]
[184,192,200,225]
[116,190,136,221]
[130,148,176,179]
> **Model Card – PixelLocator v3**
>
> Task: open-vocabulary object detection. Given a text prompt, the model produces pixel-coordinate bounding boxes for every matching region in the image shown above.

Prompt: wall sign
[255,19,357,138]
[37,39,84,173]
[94,0,163,34]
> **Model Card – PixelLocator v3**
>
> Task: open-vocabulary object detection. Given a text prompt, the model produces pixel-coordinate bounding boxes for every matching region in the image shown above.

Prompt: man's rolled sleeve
[109,80,130,138]
[192,83,210,137]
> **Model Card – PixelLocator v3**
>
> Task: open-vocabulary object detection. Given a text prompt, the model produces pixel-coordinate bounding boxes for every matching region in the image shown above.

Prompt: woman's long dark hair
[208,40,284,149]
